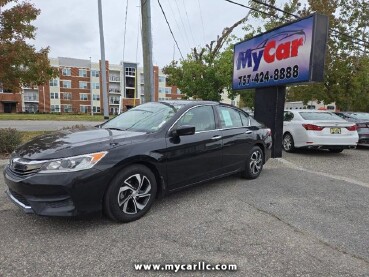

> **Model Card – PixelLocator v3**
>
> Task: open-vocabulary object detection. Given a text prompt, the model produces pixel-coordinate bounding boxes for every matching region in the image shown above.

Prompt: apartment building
[0,57,183,114]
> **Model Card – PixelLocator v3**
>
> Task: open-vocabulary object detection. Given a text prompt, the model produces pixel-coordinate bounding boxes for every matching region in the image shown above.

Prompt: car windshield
[349,113,369,120]
[299,112,344,121]
[102,102,178,132]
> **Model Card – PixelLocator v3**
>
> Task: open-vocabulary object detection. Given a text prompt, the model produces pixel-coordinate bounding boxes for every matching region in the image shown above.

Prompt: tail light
[302,124,324,131]
[346,125,357,131]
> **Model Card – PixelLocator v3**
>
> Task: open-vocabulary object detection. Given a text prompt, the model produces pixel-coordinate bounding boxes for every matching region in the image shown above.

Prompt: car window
[284,111,294,121]
[239,112,250,127]
[217,106,243,128]
[299,112,344,121]
[350,113,369,120]
[176,105,216,132]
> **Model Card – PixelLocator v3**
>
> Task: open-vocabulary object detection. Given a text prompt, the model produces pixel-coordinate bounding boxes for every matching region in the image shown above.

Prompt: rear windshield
[299,112,344,121]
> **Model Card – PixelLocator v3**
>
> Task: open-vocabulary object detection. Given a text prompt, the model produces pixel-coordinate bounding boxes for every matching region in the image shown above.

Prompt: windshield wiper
[103,127,125,131]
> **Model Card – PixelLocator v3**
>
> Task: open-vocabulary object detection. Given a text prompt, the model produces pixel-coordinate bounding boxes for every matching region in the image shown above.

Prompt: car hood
[14,128,146,160]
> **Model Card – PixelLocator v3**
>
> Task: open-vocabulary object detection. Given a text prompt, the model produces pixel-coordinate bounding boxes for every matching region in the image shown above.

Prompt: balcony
[24,95,39,102]
[109,88,121,94]
[109,76,120,82]
[109,100,120,105]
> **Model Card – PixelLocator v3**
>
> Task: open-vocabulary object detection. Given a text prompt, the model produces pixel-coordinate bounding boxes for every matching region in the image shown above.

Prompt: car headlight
[39,151,108,173]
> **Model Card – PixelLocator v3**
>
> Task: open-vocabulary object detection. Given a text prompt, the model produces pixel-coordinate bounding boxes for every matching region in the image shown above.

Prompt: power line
[174,0,191,49]
[166,0,188,50]
[250,0,369,49]
[224,0,368,53]
[157,0,184,59]
[197,0,206,44]
[122,0,129,63]
[182,0,196,46]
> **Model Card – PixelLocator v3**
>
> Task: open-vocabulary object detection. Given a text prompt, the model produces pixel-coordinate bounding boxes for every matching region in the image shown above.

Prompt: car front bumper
[3,165,110,217]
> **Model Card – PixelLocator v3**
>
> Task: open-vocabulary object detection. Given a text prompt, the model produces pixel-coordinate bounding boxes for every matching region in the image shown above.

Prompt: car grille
[46,199,74,209]
[9,189,31,206]
[9,158,43,176]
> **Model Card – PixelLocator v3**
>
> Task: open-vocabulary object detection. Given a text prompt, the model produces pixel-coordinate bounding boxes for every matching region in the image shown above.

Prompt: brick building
[0,57,183,114]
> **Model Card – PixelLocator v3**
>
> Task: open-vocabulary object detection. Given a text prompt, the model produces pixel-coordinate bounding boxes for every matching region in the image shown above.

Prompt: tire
[242,146,264,179]
[328,148,344,153]
[104,164,157,223]
[283,133,295,153]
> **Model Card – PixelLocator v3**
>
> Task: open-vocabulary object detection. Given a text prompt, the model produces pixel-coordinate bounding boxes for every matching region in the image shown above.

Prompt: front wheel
[242,146,264,179]
[104,164,157,223]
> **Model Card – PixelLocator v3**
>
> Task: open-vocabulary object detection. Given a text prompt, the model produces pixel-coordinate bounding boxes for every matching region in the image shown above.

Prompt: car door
[165,105,223,190]
[216,105,255,173]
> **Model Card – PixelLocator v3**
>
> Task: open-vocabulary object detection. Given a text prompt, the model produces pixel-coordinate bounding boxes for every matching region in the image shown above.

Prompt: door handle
[245,130,253,134]
[211,135,222,140]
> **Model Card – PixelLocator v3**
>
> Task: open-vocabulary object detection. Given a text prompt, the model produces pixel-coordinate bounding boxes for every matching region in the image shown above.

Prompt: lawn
[0,113,106,121]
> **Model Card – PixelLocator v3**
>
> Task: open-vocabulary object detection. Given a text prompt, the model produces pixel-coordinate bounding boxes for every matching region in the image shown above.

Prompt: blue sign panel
[232,14,327,90]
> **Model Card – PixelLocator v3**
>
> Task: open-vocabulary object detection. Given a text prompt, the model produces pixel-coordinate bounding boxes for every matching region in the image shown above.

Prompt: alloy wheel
[117,173,151,215]
[283,135,292,151]
[250,150,262,175]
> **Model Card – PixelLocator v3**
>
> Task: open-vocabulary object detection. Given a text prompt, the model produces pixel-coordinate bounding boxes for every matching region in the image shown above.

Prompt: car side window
[239,112,250,127]
[284,111,294,122]
[176,105,216,132]
[217,106,243,128]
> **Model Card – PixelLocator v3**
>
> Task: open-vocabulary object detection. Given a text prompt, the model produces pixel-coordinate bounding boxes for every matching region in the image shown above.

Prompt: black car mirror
[170,125,195,137]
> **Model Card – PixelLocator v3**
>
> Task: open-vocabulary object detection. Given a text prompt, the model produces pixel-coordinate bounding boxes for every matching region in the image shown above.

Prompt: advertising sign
[232,13,328,90]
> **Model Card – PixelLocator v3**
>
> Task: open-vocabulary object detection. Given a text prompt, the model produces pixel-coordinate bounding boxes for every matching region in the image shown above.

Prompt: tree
[163,16,248,101]
[0,0,57,92]
[248,0,369,111]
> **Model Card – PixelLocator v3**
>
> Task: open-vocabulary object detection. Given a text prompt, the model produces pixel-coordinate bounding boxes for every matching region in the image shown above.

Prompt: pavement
[1,150,369,276]
[0,120,103,131]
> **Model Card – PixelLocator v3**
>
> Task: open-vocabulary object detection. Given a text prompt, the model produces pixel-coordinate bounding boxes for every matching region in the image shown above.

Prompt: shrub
[0,128,22,154]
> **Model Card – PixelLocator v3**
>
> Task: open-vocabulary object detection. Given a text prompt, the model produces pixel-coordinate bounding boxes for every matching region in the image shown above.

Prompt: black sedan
[4,101,272,222]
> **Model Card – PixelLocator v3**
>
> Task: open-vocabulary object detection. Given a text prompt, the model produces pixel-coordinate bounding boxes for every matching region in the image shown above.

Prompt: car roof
[161,100,219,107]
[286,109,334,113]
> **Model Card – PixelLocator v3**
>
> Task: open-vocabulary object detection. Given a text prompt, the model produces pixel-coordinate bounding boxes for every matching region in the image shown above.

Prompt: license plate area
[330,127,341,134]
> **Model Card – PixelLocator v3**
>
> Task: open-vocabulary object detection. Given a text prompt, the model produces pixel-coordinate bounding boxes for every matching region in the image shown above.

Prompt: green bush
[0,128,22,154]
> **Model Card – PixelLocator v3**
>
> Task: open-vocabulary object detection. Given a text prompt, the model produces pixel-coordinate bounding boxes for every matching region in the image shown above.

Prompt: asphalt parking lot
[1,148,369,276]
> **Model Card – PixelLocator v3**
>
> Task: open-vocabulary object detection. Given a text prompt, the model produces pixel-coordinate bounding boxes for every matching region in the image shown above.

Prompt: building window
[62,80,71,88]
[79,69,87,77]
[165,87,171,94]
[93,106,101,113]
[125,67,136,76]
[109,96,120,104]
[92,83,100,89]
[79,81,88,89]
[62,68,71,76]
[80,93,88,101]
[51,105,60,112]
[91,70,100,77]
[159,76,166,83]
[62,92,72,100]
[80,105,89,113]
[62,104,72,113]
[93,94,100,101]
[177,88,181,94]
[125,89,134,98]
[159,87,165,94]
[50,92,59,99]
[49,79,58,87]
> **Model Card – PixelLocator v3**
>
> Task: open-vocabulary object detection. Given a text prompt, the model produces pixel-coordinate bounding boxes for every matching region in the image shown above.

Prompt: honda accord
[4,101,272,222]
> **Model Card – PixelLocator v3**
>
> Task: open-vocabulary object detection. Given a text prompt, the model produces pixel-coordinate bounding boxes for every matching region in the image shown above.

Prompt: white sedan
[283,110,358,153]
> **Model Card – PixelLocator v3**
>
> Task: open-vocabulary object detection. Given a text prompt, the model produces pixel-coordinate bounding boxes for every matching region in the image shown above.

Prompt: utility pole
[141,0,154,102]
[98,0,109,119]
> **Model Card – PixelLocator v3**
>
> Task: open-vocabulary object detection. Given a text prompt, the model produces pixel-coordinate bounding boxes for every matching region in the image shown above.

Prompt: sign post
[232,13,328,157]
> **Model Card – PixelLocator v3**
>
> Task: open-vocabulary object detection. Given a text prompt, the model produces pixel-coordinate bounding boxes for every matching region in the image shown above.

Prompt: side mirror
[170,125,195,137]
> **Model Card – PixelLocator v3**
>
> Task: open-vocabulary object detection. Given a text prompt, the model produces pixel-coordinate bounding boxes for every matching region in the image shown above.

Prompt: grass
[0,113,106,121]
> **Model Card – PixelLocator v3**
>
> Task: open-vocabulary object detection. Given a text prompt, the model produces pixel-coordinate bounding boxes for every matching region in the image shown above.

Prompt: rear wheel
[283,133,295,153]
[104,164,157,223]
[328,148,344,153]
[242,146,264,179]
